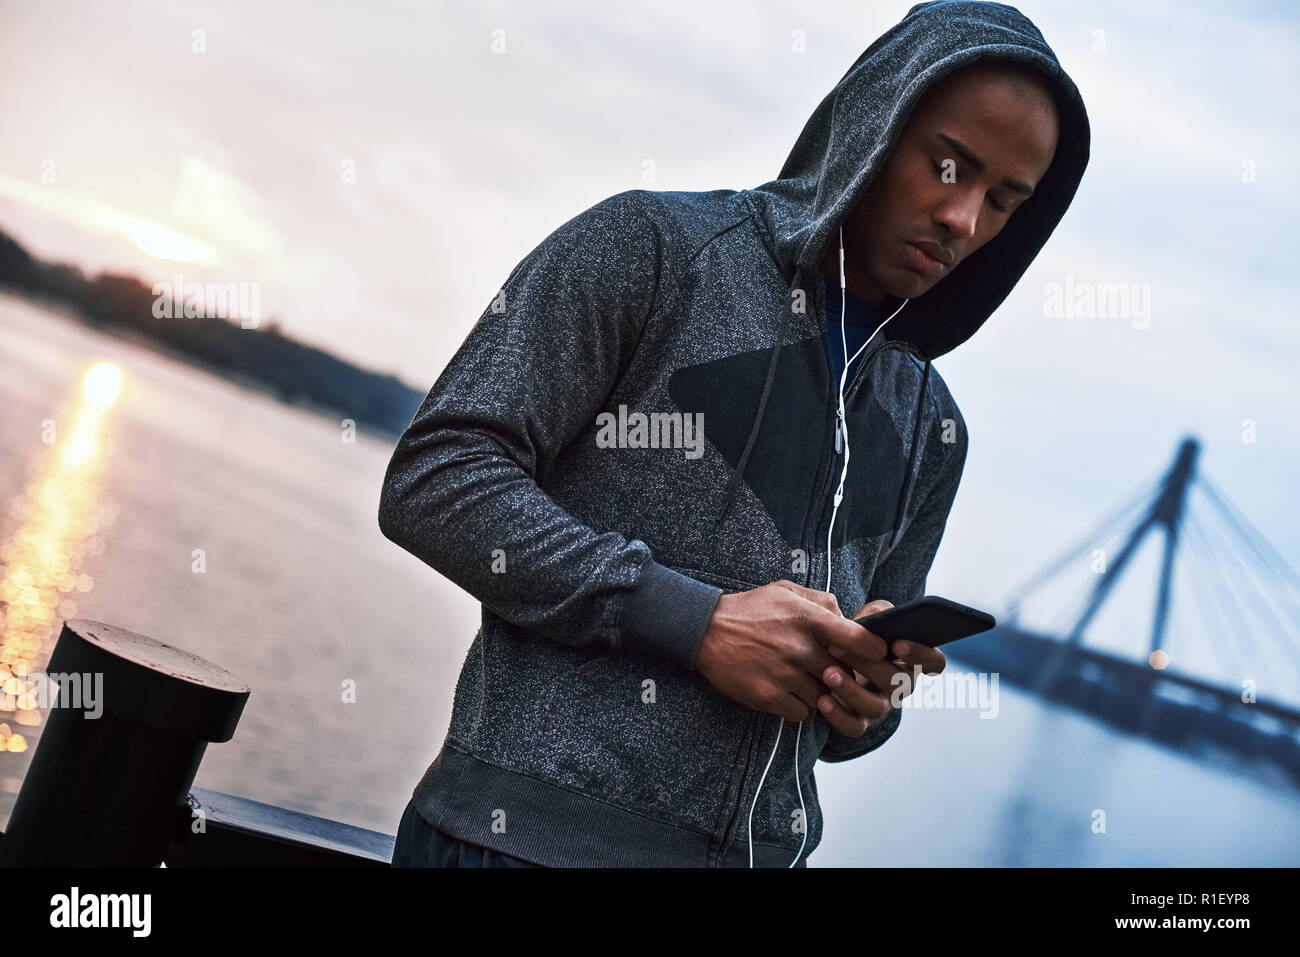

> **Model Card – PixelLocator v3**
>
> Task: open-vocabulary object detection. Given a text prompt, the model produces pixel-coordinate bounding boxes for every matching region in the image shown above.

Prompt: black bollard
[0,619,250,867]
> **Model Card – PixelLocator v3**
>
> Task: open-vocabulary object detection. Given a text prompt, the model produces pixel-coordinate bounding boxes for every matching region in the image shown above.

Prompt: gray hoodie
[378,0,1090,867]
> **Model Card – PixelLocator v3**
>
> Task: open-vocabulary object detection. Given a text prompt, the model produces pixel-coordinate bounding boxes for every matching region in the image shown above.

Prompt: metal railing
[0,618,394,868]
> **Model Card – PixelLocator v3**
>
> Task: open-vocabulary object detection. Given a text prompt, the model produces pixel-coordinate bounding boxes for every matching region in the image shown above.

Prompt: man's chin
[884,276,929,302]
[895,267,950,300]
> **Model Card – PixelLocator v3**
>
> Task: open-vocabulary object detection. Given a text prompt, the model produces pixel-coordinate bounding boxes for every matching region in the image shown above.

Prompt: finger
[850,598,893,620]
[792,638,842,686]
[771,694,809,722]
[816,691,869,737]
[810,606,889,662]
[888,640,946,675]
[826,634,909,670]
[825,635,898,677]
[820,664,891,721]
[755,677,809,722]
[829,652,916,705]
[816,678,893,737]
[785,668,835,720]
[826,642,899,670]
[773,580,841,616]
[875,660,917,704]
[758,664,835,722]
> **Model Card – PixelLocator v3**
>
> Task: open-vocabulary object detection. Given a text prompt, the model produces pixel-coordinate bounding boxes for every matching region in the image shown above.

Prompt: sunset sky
[2,0,1298,673]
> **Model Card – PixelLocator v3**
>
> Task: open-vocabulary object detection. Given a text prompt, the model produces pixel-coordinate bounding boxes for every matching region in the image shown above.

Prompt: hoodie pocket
[665,566,766,594]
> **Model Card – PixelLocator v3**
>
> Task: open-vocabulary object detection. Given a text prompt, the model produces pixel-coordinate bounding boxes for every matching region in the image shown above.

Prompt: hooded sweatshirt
[378,0,1090,867]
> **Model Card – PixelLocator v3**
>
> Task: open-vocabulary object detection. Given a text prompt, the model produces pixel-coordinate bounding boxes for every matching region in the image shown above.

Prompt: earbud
[748,225,908,868]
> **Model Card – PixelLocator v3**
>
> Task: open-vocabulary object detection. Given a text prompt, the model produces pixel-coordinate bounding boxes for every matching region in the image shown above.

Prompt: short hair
[953,57,1059,120]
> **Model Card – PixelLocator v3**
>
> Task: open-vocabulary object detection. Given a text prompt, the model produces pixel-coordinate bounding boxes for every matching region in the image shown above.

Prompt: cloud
[167,155,285,263]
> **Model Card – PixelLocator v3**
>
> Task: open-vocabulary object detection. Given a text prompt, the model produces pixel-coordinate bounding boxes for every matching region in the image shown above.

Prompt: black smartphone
[853,595,995,648]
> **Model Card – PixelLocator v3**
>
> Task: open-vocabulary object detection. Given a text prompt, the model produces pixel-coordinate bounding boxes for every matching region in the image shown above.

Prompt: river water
[2,289,1296,866]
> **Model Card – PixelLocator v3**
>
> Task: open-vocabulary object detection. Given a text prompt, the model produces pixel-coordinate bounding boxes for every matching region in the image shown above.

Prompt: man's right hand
[694,580,893,725]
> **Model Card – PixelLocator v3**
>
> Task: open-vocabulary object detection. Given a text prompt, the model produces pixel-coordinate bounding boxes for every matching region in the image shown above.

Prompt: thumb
[851,598,893,620]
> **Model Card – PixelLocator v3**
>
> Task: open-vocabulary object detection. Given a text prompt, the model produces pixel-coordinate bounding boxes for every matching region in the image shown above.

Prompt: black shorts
[389,798,543,868]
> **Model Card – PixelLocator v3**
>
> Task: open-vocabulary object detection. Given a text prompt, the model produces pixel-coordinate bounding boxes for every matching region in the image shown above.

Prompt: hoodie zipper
[810,344,892,585]
[719,335,880,863]
[805,309,897,589]
[717,285,902,862]
[714,710,759,864]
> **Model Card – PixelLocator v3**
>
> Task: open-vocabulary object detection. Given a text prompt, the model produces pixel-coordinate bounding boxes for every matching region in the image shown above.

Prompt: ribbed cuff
[818,704,902,763]
[618,560,723,672]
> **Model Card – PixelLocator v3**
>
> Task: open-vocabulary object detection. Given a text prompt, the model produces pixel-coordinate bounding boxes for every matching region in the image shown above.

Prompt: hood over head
[721,0,1090,541]
[749,0,1090,359]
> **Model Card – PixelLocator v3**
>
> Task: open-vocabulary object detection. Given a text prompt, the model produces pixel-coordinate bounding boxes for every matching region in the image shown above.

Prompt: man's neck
[820,259,903,314]
[818,247,899,311]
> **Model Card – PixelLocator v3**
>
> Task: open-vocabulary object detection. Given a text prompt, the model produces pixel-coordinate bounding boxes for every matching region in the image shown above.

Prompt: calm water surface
[2,290,1296,865]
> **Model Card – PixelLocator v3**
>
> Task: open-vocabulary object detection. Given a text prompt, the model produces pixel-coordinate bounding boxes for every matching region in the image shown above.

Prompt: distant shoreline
[4,286,406,445]
[0,226,425,443]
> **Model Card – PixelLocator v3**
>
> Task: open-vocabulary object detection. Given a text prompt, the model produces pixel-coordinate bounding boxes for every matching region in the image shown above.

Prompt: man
[381,0,1089,868]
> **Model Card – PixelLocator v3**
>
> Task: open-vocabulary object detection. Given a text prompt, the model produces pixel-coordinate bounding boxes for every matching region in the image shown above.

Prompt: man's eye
[934,156,1012,213]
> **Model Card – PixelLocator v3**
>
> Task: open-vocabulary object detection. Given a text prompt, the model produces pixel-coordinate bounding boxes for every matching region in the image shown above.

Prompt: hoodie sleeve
[377,191,724,673]
[818,418,968,763]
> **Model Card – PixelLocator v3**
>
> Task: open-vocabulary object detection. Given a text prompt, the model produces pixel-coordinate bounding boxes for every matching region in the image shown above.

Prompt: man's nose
[933,190,981,242]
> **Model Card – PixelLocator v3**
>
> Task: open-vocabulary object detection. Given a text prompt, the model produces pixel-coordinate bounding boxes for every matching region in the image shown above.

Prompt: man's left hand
[814,599,947,738]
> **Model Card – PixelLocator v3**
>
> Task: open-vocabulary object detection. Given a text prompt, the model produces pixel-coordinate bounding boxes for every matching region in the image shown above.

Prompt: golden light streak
[0,170,217,265]
[117,218,216,263]
[0,363,121,753]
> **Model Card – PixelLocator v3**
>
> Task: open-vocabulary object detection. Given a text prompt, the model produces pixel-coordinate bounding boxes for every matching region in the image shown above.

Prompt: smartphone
[853,595,995,649]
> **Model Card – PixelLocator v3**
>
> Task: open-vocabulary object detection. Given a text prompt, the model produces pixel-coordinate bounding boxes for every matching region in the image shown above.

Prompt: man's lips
[909,241,954,265]
[904,240,953,274]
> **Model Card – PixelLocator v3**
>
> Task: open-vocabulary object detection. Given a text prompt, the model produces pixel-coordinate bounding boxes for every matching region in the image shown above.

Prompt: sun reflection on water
[0,362,121,758]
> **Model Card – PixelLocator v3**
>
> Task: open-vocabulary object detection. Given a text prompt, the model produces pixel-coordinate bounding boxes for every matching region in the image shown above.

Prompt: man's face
[833,63,1060,304]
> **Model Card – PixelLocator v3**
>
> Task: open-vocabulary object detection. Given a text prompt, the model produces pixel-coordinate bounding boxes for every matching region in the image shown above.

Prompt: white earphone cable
[747,225,908,868]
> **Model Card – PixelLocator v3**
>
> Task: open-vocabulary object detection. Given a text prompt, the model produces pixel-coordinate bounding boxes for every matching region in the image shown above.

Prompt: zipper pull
[834,413,843,453]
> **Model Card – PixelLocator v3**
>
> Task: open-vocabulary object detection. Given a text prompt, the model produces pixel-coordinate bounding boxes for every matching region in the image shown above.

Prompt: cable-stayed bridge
[946,437,1300,789]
